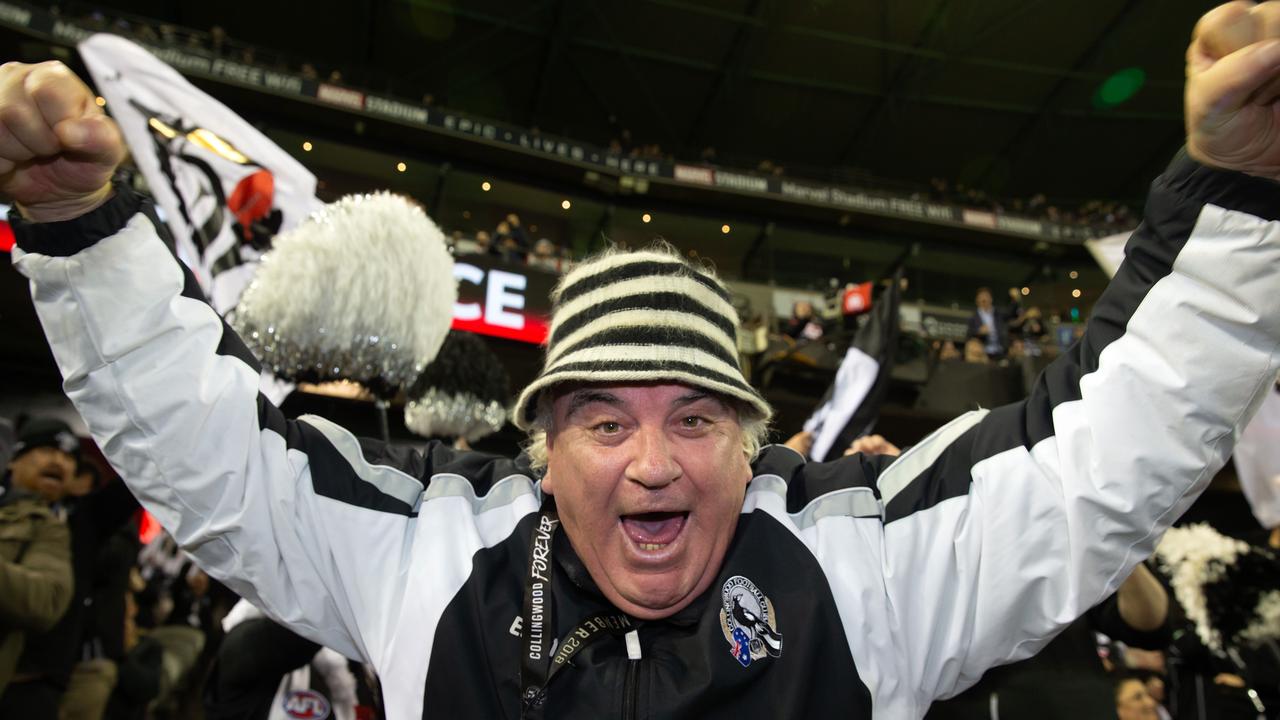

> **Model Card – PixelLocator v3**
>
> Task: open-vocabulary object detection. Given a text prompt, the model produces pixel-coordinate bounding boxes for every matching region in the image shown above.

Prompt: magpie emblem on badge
[719,575,782,667]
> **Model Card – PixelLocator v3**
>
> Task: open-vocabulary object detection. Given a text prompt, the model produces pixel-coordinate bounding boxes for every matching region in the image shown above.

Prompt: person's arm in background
[0,512,72,632]
[1115,563,1170,635]
[1082,563,1171,656]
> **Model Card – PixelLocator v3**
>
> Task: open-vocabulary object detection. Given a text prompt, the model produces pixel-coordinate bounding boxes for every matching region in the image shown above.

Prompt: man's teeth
[638,542,667,551]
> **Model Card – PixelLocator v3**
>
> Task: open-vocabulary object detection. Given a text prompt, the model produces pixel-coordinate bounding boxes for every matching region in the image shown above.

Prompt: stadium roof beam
[582,2,681,148]
[974,0,1143,188]
[392,0,1178,127]
[404,0,553,80]
[835,0,954,166]
[529,0,573,127]
[681,0,775,156]
[635,0,1178,88]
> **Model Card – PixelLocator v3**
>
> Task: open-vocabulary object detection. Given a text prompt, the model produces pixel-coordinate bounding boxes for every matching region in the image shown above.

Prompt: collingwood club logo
[719,575,782,667]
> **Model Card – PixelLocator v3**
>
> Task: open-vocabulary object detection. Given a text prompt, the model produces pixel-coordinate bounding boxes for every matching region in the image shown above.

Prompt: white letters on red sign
[454,263,527,329]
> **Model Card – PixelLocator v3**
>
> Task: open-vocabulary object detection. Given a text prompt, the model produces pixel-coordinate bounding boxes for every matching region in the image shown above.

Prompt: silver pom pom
[232,192,456,396]
[404,388,507,442]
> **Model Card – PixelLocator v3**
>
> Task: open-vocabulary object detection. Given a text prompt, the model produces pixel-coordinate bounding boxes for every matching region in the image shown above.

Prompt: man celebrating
[5,2,1280,717]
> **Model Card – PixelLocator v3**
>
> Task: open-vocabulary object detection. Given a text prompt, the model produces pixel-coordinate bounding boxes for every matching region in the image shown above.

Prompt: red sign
[451,257,554,345]
[842,282,873,316]
[316,83,365,111]
[0,220,12,253]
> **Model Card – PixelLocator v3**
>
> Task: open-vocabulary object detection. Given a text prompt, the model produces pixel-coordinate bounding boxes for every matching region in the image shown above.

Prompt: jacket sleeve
[10,185,437,665]
[0,513,72,632]
[866,153,1280,708]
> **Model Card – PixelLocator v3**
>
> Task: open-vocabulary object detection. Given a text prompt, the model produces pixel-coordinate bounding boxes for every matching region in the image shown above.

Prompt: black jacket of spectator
[84,522,140,661]
[204,617,323,720]
[966,307,1010,356]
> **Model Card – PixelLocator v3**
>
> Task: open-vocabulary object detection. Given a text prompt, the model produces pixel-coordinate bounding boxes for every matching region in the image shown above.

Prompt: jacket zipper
[623,659,639,720]
[623,628,642,720]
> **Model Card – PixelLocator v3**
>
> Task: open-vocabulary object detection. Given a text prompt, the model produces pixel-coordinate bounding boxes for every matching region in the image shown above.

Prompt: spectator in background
[780,300,824,341]
[493,213,528,262]
[963,337,989,364]
[966,287,1008,359]
[0,418,12,467]
[299,63,318,81]
[528,238,562,272]
[928,340,961,363]
[133,24,158,43]
[1115,673,1161,720]
[208,26,226,56]
[59,459,141,720]
[0,418,76,717]
[206,600,368,720]
[13,434,138,720]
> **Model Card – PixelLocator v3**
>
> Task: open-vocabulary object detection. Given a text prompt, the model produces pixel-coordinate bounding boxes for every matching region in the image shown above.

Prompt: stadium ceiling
[99,0,1200,204]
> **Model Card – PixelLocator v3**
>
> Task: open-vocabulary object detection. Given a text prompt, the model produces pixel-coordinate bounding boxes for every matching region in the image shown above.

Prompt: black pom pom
[408,331,509,403]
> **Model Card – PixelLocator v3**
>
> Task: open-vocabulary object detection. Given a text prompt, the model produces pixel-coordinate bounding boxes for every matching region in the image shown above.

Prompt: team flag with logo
[78,33,323,315]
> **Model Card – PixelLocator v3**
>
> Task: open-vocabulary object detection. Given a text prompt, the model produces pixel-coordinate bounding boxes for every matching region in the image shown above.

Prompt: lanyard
[519,510,632,719]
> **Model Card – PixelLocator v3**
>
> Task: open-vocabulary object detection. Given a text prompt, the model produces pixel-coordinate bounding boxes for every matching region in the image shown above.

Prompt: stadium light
[642,213,652,224]
[396,162,407,173]
[481,181,492,192]
[721,224,731,234]
[302,141,313,152]
[561,200,572,210]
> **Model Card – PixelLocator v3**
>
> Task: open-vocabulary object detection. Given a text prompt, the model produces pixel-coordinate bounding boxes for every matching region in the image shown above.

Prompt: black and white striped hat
[512,246,771,429]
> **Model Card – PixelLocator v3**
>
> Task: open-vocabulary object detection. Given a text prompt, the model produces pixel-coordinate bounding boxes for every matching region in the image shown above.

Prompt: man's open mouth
[620,511,689,552]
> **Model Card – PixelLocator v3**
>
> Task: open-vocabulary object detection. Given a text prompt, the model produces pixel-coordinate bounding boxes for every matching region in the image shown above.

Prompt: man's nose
[626,426,681,489]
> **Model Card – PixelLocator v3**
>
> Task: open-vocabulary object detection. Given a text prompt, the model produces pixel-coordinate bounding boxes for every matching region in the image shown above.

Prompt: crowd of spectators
[926,176,1138,230]
[0,414,380,719]
[0,416,214,719]
[448,212,573,272]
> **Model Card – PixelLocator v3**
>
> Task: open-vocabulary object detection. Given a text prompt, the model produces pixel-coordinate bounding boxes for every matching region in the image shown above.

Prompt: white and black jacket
[11,152,1280,719]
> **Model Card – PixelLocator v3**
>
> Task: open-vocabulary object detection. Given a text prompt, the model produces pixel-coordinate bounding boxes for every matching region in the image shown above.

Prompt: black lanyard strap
[520,511,559,716]
[519,511,632,719]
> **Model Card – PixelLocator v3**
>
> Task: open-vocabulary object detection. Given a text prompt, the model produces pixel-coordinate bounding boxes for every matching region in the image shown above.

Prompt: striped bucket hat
[512,245,772,429]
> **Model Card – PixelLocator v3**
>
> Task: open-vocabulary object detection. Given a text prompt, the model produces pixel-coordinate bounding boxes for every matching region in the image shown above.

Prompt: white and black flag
[78,33,322,315]
[803,272,902,462]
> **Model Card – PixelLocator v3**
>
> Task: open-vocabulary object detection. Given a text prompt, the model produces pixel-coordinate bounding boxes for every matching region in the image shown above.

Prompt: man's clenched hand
[0,61,124,222]
[1187,2,1280,180]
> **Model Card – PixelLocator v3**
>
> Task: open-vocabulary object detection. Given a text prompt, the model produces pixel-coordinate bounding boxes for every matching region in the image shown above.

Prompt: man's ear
[540,431,556,495]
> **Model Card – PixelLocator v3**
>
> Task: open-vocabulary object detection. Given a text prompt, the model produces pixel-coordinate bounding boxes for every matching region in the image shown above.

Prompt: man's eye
[594,421,622,434]
[681,416,706,429]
